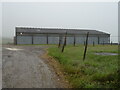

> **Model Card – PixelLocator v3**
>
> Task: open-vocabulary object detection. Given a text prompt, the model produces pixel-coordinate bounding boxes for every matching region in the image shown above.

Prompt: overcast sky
[2,2,118,42]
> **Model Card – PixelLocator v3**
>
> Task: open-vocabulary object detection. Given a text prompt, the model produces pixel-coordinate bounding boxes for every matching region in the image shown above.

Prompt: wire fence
[58,33,119,60]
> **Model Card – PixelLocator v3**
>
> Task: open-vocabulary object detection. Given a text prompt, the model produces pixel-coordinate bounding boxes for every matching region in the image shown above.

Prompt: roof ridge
[16,27,110,35]
[16,27,97,31]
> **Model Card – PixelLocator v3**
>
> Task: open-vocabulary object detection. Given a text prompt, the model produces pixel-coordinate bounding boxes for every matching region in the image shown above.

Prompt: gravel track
[2,45,60,88]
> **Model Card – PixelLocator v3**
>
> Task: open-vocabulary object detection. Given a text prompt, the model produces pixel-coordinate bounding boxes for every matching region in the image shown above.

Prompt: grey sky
[2,2,118,42]
[0,3,2,38]
[0,3,2,44]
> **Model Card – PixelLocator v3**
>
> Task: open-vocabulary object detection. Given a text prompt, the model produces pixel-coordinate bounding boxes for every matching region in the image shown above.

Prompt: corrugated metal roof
[16,27,110,35]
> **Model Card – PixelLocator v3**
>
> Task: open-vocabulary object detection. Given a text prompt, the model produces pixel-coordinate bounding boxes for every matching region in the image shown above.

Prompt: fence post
[61,32,67,53]
[73,35,76,46]
[93,41,95,46]
[83,32,89,61]
[65,35,67,46]
[58,36,61,48]
[46,34,48,44]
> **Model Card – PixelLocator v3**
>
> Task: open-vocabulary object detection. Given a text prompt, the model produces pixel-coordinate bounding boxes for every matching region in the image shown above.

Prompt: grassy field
[48,45,119,88]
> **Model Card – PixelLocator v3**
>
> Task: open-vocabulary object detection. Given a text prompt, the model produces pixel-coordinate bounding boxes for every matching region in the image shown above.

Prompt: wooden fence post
[46,34,48,44]
[65,35,67,46]
[58,36,61,48]
[73,35,76,46]
[83,32,89,61]
[93,41,95,46]
[61,32,67,53]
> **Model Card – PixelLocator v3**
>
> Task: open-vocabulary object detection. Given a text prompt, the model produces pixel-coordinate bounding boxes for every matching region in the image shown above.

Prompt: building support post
[31,35,33,44]
[98,36,99,45]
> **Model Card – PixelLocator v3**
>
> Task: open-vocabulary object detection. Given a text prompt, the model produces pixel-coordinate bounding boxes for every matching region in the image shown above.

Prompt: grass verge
[47,45,119,88]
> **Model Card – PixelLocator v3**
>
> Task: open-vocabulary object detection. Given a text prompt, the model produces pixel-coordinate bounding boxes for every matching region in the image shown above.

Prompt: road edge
[41,48,72,88]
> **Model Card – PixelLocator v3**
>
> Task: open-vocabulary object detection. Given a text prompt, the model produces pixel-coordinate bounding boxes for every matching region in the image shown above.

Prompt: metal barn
[14,27,110,45]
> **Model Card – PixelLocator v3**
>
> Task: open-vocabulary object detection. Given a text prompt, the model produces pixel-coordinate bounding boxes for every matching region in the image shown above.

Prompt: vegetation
[48,45,119,88]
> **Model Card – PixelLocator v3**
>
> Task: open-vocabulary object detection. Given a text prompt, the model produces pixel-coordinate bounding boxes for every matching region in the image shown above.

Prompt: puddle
[5,48,23,51]
[95,52,118,56]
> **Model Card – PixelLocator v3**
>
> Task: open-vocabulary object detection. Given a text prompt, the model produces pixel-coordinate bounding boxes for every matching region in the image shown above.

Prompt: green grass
[48,45,119,88]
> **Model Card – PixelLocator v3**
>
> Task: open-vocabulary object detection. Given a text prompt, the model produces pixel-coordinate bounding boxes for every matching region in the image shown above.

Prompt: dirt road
[2,45,61,88]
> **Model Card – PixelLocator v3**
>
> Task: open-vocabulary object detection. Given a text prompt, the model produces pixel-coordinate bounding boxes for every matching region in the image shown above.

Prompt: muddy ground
[2,45,65,88]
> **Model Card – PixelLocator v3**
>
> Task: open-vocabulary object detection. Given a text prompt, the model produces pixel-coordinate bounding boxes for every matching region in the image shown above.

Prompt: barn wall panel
[66,37,74,44]
[99,37,109,44]
[17,36,32,44]
[48,36,59,44]
[33,36,46,44]
[76,37,86,44]
[88,37,98,44]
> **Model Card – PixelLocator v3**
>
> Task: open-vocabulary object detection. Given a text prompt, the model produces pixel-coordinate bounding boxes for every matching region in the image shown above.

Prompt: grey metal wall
[33,36,47,44]
[99,37,110,44]
[66,36,109,45]
[88,37,99,44]
[76,36,86,44]
[16,35,110,45]
[17,36,32,44]
[66,37,74,44]
[48,37,59,44]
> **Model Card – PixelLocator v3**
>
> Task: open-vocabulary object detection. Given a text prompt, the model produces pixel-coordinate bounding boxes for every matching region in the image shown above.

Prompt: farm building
[14,27,110,45]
